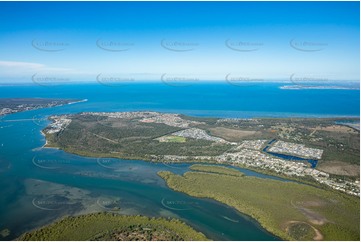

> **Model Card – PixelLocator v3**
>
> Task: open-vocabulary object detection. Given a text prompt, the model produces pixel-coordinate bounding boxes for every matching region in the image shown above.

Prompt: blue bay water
[0,82,359,240]
[0,82,359,118]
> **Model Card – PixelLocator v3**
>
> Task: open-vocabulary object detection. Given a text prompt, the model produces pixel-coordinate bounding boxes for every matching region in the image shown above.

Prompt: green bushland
[19,212,207,241]
[45,115,232,159]
[190,164,244,177]
[287,222,315,241]
[158,165,359,241]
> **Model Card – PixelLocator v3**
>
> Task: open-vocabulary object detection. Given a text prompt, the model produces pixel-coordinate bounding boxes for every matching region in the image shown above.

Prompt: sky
[0,1,359,83]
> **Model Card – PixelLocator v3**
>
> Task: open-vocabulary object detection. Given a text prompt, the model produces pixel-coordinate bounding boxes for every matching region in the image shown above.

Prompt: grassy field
[19,212,208,241]
[158,165,360,241]
[158,135,187,143]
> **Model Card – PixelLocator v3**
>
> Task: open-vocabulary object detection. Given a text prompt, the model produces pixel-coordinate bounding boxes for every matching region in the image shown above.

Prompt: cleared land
[307,125,358,134]
[158,165,360,241]
[317,161,360,177]
[19,212,207,241]
[208,127,258,141]
[156,135,187,143]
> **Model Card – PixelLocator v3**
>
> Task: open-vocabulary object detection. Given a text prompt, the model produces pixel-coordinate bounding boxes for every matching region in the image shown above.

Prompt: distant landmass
[280,85,359,90]
[0,98,86,116]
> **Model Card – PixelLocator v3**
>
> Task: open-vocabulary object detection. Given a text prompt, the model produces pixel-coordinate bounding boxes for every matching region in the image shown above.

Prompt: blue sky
[0,1,359,83]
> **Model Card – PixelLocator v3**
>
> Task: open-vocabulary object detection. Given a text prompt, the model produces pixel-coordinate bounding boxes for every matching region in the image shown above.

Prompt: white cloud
[0,60,45,69]
[0,60,73,73]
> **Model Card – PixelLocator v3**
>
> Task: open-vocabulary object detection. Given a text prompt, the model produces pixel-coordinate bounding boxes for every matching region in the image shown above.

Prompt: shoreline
[280,85,360,90]
[0,98,87,118]
[77,110,360,120]
[39,130,59,149]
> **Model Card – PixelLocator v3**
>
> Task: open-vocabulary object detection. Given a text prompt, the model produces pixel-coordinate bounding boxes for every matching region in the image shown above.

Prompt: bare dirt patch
[318,161,360,177]
[309,125,358,134]
[208,127,258,141]
[291,200,329,226]
[298,207,328,225]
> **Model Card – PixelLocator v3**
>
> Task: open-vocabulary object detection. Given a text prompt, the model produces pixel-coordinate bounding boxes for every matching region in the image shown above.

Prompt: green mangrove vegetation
[190,164,244,177]
[158,165,360,241]
[19,212,208,241]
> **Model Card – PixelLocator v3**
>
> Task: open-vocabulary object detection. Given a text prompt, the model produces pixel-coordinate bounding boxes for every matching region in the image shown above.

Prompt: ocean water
[0,82,359,240]
[0,82,359,118]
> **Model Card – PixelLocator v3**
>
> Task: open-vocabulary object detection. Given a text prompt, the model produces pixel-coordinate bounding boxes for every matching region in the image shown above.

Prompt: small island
[19,212,207,241]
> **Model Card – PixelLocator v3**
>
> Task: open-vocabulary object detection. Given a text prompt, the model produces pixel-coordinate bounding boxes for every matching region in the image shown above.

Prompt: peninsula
[42,111,360,196]
[0,98,85,116]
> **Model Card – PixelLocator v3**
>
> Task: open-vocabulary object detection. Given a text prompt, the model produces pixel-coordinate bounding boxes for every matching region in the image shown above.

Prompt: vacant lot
[156,135,186,143]
[317,161,360,177]
[308,125,358,134]
[208,127,258,141]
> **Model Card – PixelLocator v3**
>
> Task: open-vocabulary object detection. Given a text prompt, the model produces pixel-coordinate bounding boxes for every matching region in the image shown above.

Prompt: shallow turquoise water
[0,109,281,240]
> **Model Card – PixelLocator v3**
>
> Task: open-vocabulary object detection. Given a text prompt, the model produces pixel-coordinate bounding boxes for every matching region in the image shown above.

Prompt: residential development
[172,128,228,143]
[268,140,323,159]
[0,98,79,116]
[44,115,72,134]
